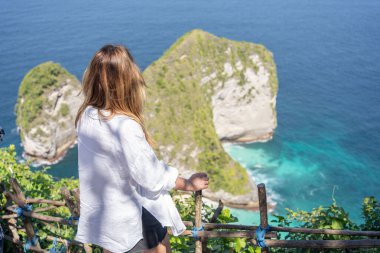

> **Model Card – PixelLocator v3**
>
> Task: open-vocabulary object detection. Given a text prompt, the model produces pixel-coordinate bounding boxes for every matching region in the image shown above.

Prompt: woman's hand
[186,173,209,191]
[175,173,209,192]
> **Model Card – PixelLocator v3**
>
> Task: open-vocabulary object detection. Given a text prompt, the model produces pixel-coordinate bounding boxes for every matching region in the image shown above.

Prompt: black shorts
[125,207,168,253]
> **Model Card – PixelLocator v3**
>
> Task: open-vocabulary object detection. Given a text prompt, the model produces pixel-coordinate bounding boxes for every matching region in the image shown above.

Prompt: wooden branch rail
[2,234,46,253]
[25,199,66,207]
[2,232,85,252]
[262,239,380,249]
[177,230,277,239]
[4,206,79,226]
[1,177,380,253]
[181,221,380,237]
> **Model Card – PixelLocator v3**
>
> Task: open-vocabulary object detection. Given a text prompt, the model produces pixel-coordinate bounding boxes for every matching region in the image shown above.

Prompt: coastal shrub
[0,145,249,252]
[60,103,70,117]
[271,198,380,253]
[1,146,379,252]
[0,145,81,252]
[238,70,247,86]
[361,197,380,232]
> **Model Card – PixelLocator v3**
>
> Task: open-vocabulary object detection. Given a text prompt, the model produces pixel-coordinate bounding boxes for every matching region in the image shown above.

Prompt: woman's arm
[174,173,209,191]
[117,119,177,196]
[117,118,208,198]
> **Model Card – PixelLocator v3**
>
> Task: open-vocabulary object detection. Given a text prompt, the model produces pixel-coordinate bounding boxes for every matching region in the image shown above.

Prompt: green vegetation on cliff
[16,61,77,134]
[143,29,278,195]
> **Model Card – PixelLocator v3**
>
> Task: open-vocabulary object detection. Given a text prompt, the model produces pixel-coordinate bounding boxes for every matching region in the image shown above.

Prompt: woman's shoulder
[105,113,144,138]
[84,106,135,122]
[81,106,142,131]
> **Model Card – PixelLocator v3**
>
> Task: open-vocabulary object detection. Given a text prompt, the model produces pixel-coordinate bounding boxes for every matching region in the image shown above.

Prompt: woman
[74,45,209,253]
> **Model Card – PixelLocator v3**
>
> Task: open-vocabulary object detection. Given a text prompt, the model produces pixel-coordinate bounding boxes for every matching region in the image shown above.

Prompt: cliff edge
[16,62,82,164]
[143,29,278,208]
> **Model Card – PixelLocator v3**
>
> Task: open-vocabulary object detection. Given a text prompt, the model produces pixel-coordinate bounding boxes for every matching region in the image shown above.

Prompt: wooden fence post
[202,200,224,253]
[195,190,202,253]
[0,182,22,253]
[70,189,80,211]
[10,178,41,250]
[60,188,80,218]
[258,183,270,253]
[61,188,92,253]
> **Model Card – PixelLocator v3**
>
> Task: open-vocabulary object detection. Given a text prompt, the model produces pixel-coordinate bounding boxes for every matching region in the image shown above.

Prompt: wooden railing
[1,178,380,252]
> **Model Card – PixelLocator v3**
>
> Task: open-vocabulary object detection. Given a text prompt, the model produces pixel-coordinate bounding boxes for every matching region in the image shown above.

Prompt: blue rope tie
[191,223,204,239]
[67,216,79,225]
[256,224,270,248]
[48,237,66,253]
[15,204,33,220]
[23,233,39,252]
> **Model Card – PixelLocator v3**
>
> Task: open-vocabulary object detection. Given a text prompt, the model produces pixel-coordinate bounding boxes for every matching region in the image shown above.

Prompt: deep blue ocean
[1,0,379,224]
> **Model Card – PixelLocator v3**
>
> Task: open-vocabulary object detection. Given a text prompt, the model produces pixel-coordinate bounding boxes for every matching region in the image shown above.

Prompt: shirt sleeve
[116,117,179,199]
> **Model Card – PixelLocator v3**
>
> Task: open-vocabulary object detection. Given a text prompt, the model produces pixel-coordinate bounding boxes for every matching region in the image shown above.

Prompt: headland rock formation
[16,62,82,164]
[143,29,278,207]
[16,29,278,208]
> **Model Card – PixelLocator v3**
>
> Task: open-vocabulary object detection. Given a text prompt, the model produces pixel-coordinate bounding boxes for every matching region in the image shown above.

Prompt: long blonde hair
[75,44,155,147]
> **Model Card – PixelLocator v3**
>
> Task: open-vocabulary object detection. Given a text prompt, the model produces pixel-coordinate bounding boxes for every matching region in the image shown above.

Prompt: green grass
[143,29,278,195]
[60,103,70,117]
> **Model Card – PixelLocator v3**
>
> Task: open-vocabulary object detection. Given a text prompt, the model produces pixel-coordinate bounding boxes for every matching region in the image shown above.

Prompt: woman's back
[76,105,186,252]
[76,106,145,252]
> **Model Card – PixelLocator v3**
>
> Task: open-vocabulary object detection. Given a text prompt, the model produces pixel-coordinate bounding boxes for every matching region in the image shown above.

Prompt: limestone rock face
[211,54,277,143]
[143,29,278,207]
[16,61,83,164]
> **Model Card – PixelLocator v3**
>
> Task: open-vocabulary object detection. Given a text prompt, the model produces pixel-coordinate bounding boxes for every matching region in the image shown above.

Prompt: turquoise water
[1,0,379,225]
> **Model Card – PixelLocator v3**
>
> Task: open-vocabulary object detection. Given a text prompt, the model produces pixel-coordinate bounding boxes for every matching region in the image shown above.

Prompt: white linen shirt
[74,106,186,253]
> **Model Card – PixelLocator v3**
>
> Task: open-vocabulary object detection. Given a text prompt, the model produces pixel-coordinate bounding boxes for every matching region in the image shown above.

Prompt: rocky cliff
[143,29,278,207]
[15,30,278,208]
[16,61,82,164]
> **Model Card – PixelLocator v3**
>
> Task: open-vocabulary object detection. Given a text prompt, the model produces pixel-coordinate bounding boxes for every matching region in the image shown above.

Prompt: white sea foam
[11,127,18,134]
[319,172,326,179]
